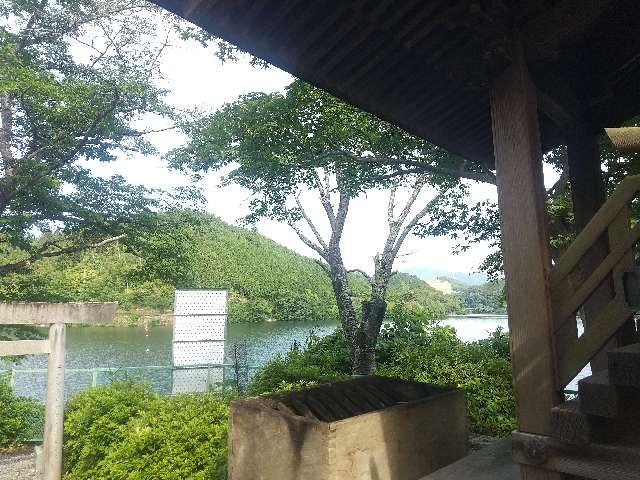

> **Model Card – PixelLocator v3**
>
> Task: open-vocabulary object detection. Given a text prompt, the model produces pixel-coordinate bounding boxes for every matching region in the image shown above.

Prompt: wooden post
[490,41,563,479]
[42,322,66,480]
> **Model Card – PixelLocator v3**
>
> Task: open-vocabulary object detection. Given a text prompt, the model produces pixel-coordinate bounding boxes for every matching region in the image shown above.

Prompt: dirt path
[0,447,38,480]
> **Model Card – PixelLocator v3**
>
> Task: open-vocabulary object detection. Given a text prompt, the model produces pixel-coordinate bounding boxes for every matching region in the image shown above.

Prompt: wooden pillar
[490,43,563,479]
[43,322,66,480]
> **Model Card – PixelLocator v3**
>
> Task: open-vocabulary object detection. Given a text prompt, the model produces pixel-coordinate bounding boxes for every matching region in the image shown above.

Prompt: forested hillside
[439,277,506,314]
[0,212,462,324]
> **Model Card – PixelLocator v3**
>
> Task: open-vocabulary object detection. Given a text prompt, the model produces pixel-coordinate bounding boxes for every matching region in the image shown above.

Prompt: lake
[2,314,509,401]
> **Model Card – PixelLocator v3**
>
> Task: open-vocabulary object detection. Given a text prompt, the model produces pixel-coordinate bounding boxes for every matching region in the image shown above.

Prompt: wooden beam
[0,302,117,325]
[605,127,640,154]
[512,431,640,480]
[490,40,563,480]
[0,340,50,356]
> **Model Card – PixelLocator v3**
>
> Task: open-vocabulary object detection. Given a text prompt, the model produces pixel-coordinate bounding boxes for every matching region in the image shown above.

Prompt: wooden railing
[550,176,640,389]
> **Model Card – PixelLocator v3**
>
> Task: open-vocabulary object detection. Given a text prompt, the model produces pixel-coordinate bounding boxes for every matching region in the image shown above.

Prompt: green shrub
[0,373,44,447]
[249,319,516,437]
[377,323,516,436]
[63,381,229,480]
[247,330,351,395]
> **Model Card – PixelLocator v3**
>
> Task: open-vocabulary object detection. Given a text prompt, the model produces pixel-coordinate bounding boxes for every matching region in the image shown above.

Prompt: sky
[84,32,558,281]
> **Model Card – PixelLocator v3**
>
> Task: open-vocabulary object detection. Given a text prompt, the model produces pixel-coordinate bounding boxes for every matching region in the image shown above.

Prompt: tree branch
[347,269,372,283]
[387,186,397,227]
[294,194,327,250]
[392,191,444,258]
[340,150,497,184]
[0,234,126,275]
[312,169,337,229]
[287,220,327,259]
[331,174,350,244]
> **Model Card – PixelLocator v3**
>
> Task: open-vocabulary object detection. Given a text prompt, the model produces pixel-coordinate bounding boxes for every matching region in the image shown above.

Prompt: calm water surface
[1,315,516,400]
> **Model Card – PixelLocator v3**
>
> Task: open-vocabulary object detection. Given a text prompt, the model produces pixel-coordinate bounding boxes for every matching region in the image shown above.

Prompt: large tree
[169,80,469,374]
[0,0,209,274]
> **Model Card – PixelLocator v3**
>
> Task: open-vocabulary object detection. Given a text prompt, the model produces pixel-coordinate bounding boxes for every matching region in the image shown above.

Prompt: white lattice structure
[171,289,228,393]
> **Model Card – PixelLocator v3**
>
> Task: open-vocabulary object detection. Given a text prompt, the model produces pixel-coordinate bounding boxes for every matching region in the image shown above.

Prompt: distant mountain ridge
[406,267,487,286]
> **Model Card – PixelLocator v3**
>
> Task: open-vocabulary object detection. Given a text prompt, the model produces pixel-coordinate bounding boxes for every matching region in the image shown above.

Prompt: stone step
[608,343,640,388]
[551,401,640,446]
[578,370,640,418]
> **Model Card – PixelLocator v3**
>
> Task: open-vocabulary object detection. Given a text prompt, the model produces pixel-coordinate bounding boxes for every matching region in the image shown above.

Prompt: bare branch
[314,259,331,274]
[347,269,372,283]
[395,178,426,228]
[387,186,397,227]
[287,220,327,259]
[331,174,351,244]
[312,169,336,229]
[392,191,444,258]
[294,194,328,250]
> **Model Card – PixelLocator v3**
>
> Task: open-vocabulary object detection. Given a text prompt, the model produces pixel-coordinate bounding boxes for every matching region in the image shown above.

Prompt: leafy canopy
[0,0,202,273]
[168,79,470,225]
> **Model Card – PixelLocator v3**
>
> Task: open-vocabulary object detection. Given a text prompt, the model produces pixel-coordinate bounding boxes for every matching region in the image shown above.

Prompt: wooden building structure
[152,1,640,479]
[0,302,117,480]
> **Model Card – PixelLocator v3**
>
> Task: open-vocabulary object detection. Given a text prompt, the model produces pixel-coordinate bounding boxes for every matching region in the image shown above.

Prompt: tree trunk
[353,297,387,375]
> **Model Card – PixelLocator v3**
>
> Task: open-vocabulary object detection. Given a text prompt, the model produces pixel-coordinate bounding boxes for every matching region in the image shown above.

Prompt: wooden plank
[550,175,640,286]
[553,221,640,324]
[607,205,637,345]
[42,323,65,480]
[513,431,640,480]
[490,40,563,480]
[556,293,634,387]
[0,302,117,325]
[0,340,50,356]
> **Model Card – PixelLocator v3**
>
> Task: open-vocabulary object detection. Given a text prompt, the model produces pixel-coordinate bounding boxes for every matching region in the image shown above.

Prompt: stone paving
[0,447,38,480]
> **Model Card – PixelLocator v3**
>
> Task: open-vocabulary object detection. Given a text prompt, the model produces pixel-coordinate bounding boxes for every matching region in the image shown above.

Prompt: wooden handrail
[550,175,640,389]
[550,175,640,287]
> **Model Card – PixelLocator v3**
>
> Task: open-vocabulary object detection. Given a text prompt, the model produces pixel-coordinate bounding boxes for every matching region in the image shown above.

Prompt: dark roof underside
[154,0,640,167]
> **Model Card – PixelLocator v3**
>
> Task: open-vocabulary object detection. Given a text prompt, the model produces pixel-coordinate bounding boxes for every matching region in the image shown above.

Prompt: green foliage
[1,211,461,324]
[64,381,229,480]
[378,322,515,437]
[247,330,351,395]
[441,277,506,314]
[169,80,465,223]
[249,319,516,437]
[0,372,44,447]
[0,0,203,274]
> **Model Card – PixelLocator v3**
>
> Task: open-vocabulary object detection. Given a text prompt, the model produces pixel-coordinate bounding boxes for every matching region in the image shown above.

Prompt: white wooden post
[42,322,66,480]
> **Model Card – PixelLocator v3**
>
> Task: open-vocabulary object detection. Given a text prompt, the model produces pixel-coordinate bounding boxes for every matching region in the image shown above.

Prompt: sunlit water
[2,314,587,399]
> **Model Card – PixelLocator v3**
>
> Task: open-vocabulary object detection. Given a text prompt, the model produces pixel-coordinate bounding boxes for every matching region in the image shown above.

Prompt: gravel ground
[0,447,38,480]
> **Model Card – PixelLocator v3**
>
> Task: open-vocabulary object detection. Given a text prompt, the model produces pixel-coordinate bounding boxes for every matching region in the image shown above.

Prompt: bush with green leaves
[377,320,515,436]
[0,373,44,447]
[63,381,228,480]
[248,319,516,437]
[247,330,351,395]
